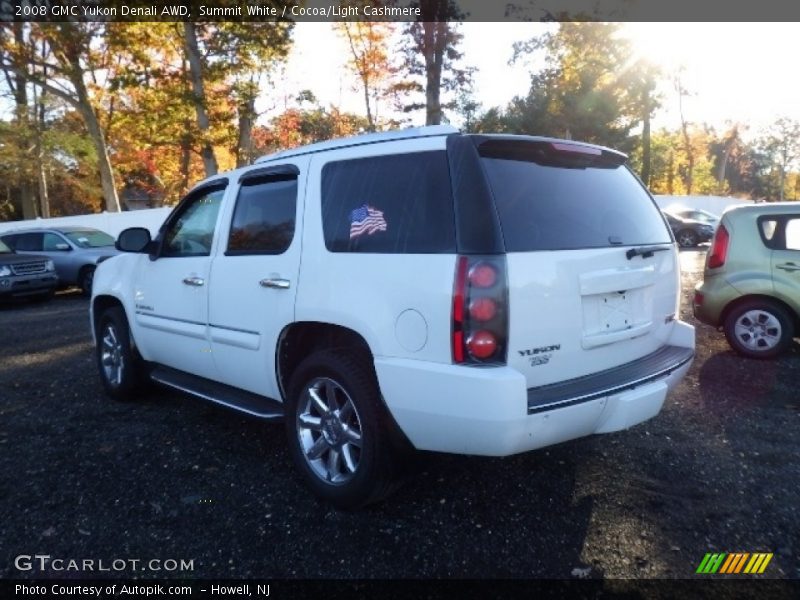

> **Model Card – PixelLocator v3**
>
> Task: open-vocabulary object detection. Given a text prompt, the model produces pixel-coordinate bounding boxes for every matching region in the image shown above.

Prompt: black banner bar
[3,0,800,23]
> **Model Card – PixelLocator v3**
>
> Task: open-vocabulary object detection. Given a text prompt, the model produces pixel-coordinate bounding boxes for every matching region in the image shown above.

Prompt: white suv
[91,126,695,507]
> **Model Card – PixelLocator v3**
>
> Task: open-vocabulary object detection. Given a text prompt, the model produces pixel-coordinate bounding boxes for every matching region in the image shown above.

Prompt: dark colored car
[0,226,119,296]
[0,238,58,300]
[662,211,715,248]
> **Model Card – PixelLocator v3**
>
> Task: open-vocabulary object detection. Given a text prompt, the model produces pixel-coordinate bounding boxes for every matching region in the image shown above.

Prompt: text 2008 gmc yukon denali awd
[91,126,695,508]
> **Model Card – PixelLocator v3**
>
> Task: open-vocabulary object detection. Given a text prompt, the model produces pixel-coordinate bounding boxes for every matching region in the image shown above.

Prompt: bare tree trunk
[342,24,375,131]
[180,119,192,196]
[667,150,675,195]
[10,23,38,219]
[676,77,694,195]
[236,93,256,168]
[423,21,446,126]
[53,24,121,212]
[71,70,121,212]
[34,54,50,218]
[641,105,651,187]
[183,23,218,177]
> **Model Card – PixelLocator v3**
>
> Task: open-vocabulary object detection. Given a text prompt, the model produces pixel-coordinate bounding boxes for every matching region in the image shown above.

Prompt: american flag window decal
[349,204,388,239]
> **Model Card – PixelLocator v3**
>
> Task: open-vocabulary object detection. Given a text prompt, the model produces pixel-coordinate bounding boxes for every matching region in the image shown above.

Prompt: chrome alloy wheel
[100,324,125,387]
[733,309,782,351]
[296,377,363,484]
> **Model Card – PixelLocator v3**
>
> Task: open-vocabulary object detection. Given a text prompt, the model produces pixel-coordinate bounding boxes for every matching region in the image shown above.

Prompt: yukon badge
[518,344,561,367]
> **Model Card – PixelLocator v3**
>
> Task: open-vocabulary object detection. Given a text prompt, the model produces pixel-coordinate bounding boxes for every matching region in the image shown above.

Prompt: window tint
[14,233,43,251]
[227,175,297,255]
[321,151,455,253]
[163,188,225,257]
[478,141,671,251]
[43,233,67,251]
[785,219,800,251]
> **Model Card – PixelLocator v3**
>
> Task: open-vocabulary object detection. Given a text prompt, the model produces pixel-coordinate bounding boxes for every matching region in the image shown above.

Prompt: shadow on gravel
[698,350,799,412]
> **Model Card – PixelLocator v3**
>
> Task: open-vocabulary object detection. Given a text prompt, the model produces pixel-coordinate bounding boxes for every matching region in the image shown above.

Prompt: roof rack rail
[255,124,459,163]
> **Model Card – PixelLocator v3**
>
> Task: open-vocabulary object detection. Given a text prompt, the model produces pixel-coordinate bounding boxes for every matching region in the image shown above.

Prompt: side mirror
[55,243,71,251]
[116,227,152,253]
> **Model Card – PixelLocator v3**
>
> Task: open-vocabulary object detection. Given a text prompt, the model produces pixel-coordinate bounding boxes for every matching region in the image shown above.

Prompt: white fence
[0,207,173,239]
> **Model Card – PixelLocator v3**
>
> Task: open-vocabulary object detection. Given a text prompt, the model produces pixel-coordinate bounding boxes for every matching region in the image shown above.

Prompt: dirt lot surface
[1,249,798,581]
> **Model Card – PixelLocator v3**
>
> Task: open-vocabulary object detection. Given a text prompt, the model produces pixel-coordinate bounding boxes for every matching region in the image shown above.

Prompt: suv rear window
[321,151,456,253]
[478,140,671,251]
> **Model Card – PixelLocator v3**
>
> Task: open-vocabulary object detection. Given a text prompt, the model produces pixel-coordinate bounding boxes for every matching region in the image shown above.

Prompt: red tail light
[468,263,497,288]
[452,255,508,365]
[707,224,729,269]
[466,331,497,359]
[469,297,497,321]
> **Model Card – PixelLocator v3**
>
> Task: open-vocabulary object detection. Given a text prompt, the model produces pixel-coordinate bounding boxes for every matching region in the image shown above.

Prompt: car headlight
[0,265,11,277]
[45,259,55,271]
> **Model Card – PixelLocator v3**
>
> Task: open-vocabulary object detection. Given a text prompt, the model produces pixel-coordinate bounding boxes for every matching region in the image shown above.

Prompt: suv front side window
[162,186,226,257]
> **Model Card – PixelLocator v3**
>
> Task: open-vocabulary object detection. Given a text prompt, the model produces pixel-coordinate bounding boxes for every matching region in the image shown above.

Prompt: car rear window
[321,151,456,254]
[478,140,671,251]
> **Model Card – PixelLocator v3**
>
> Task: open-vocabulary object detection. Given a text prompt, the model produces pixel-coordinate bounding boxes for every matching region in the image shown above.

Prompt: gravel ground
[0,250,798,580]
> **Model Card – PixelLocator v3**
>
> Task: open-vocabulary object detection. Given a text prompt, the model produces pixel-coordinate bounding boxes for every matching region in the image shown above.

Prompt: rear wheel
[676,229,698,248]
[96,306,146,400]
[285,349,402,509]
[79,266,96,296]
[723,300,794,359]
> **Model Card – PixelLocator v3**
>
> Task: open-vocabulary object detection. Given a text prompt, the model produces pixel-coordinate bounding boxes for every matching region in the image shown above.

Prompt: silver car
[0,227,119,296]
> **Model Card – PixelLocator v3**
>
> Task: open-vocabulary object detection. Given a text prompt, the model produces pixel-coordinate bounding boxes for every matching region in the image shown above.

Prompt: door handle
[260,278,291,290]
[182,276,205,286]
[776,263,800,272]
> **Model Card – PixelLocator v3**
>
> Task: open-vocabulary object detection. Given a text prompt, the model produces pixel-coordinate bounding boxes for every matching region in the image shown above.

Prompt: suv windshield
[64,230,115,248]
[478,139,671,251]
[0,239,11,253]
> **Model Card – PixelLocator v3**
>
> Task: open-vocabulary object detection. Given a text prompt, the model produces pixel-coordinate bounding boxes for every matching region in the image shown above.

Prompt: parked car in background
[0,238,58,301]
[669,208,720,230]
[662,211,715,248]
[0,227,119,296]
[694,203,800,358]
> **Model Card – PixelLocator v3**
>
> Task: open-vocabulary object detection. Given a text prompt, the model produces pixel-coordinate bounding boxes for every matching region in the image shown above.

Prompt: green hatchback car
[694,203,800,358]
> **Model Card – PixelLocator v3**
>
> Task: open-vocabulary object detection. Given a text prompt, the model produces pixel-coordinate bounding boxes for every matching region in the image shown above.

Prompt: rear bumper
[375,321,695,456]
[693,277,742,327]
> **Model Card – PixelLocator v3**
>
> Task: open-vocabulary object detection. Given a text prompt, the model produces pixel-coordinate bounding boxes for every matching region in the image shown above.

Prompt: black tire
[285,349,403,509]
[96,306,146,401]
[723,299,794,359]
[79,266,96,297]
[676,229,698,248]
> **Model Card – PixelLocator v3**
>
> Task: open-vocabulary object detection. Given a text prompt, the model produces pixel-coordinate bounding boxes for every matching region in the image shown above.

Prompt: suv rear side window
[478,140,671,251]
[321,151,455,253]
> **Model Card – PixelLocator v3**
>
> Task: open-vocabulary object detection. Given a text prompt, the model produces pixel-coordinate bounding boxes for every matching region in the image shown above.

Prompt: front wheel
[96,306,146,400]
[723,300,794,359]
[285,350,402,509]
[79,266,96,297]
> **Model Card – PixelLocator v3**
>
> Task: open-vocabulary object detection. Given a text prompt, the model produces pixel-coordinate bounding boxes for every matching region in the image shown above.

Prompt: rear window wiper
[626,245,672,260]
